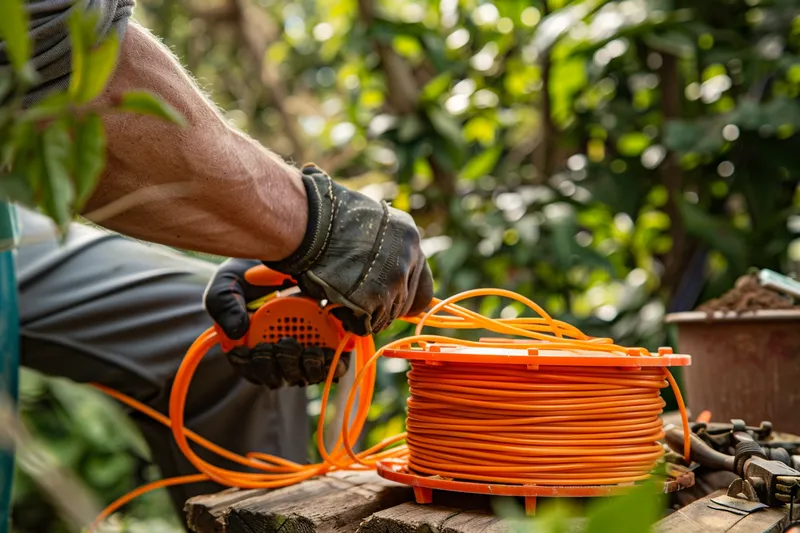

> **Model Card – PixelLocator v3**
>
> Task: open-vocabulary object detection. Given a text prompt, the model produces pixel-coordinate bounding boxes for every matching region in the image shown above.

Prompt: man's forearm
[85,22,307,261]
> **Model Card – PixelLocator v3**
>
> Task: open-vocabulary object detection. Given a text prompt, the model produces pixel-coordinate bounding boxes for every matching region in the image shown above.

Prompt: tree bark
[657,52,696,301]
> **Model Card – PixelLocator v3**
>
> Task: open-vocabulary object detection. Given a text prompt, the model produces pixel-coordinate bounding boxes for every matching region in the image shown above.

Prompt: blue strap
[0,203,20,533]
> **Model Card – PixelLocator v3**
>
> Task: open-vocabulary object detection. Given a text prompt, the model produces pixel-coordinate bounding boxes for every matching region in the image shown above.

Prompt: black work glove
[264,164,434,335]
[204,258,350,389]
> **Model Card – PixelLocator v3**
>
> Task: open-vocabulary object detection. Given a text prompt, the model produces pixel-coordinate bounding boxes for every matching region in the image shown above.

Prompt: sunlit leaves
[584,477,664,533]
[75,33,120,104]
[0,0,31,72]
[421,73,452,102]
[41,119,75,231]
[616,132,650,157]
[492,476,663,533]
[460,145,502,180]
[1,3,184,236]
[550,57,587,126]
[117,91,185,125]
[0,171,34,206]
[74,113,106,209]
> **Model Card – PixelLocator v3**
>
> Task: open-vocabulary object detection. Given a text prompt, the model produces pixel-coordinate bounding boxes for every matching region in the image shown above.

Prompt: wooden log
[655,489,788,533]
[184,471,413,533]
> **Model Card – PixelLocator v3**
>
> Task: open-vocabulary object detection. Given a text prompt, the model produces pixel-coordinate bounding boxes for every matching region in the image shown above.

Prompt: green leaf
[67,9,105,103]
[464,116,497,146]
[663,120,704,152]
[67,7,120,104]
[616,132,650,157]
[0,171,35,205]
[0,0,31,72]
[426,108,463,150]
[78,33,120,103]
[460,146,502,180]
[584,477,663,533]
[117,90,186,125]
[67,10,90,102]
[397,116,424,142]
[41,119,75,232]
[664,118,724,155]
[549,57,586,126]
[1,120,35,169]
[0,73,13,102]
[421,73,452,102]
[73,113,106,209]
[437,239,471,273]
[21,91,70,122]
[678,198,748,272]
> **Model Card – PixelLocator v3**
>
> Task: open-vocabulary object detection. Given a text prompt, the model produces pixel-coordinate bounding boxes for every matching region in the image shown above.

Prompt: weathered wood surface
[357,502,520,533]
[185,471,413,533]
[656,489,788,533]
[187,473,791,533]
[356,502,587,533]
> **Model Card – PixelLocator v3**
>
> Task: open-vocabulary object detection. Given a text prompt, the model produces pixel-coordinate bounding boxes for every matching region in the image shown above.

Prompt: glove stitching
[303,173,335,273]
[353,203,391,294]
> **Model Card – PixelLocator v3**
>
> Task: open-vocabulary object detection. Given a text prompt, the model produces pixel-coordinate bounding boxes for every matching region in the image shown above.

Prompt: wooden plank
[656,489,788,533]
[185,487,266,533]
[357,502,517,533]
[356,501,586,533]
[185,471,413,533]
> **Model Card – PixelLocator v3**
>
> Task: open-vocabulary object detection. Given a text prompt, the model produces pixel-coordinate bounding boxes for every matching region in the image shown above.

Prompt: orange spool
[377,343,690,512]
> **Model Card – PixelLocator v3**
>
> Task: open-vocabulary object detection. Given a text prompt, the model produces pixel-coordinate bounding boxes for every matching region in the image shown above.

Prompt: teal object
[0,202,19,533]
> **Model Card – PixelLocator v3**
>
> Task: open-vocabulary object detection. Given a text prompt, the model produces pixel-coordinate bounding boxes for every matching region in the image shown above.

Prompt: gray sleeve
[13,207,310,509]
[0,0,135,106]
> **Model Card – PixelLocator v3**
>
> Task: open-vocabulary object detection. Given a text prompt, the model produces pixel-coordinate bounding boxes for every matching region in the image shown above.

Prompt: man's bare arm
[85,22,308,261]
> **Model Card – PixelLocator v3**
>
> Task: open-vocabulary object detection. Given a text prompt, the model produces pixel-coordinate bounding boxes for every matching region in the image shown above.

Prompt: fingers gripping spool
[214,293,356,387]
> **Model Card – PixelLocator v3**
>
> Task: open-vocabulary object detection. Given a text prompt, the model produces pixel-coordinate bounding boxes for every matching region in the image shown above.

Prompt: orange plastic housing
[216,295,355,352]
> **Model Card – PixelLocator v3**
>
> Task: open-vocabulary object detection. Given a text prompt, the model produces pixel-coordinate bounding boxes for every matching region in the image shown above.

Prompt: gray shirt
[0,0,135,106]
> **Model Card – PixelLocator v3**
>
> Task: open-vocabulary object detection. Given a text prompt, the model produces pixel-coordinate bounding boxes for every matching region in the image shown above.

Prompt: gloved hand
[204,258,350,389]
[264,164,434,335]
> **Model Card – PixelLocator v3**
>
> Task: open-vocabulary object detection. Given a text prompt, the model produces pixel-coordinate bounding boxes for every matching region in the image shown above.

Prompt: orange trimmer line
[91,290,691,529]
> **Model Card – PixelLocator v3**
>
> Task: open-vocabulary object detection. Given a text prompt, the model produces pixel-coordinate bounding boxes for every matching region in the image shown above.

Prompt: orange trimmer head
[215,291,356,353]
[248,294,351,349]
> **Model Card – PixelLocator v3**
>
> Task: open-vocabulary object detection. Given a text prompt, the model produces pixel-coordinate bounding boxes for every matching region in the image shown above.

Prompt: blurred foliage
[11,369,182,533]
[7,0,800,530]
[132,0,800,347]
[0,1,183,234]
[493,475,664,533]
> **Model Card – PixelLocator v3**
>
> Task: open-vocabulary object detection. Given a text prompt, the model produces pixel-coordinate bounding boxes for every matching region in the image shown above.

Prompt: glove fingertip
[219,312,250,341]
[330,307,370,336]
[407,261,434,317]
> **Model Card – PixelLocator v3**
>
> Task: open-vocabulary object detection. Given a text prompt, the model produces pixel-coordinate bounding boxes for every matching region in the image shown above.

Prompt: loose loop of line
[91,289,690,529]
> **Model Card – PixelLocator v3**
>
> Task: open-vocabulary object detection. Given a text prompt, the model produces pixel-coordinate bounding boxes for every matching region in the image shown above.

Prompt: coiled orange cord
[91,288,690,528]
[406,363,668,485]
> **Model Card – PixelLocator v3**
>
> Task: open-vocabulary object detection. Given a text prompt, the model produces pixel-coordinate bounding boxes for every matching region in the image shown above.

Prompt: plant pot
[665,310,800,435]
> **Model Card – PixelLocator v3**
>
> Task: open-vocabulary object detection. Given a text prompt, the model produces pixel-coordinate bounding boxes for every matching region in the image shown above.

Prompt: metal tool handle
[666,428,736,472]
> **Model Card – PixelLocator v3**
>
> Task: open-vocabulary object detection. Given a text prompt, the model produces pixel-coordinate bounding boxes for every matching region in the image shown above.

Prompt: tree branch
[532,2,555,180]
[657,52,696,301]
